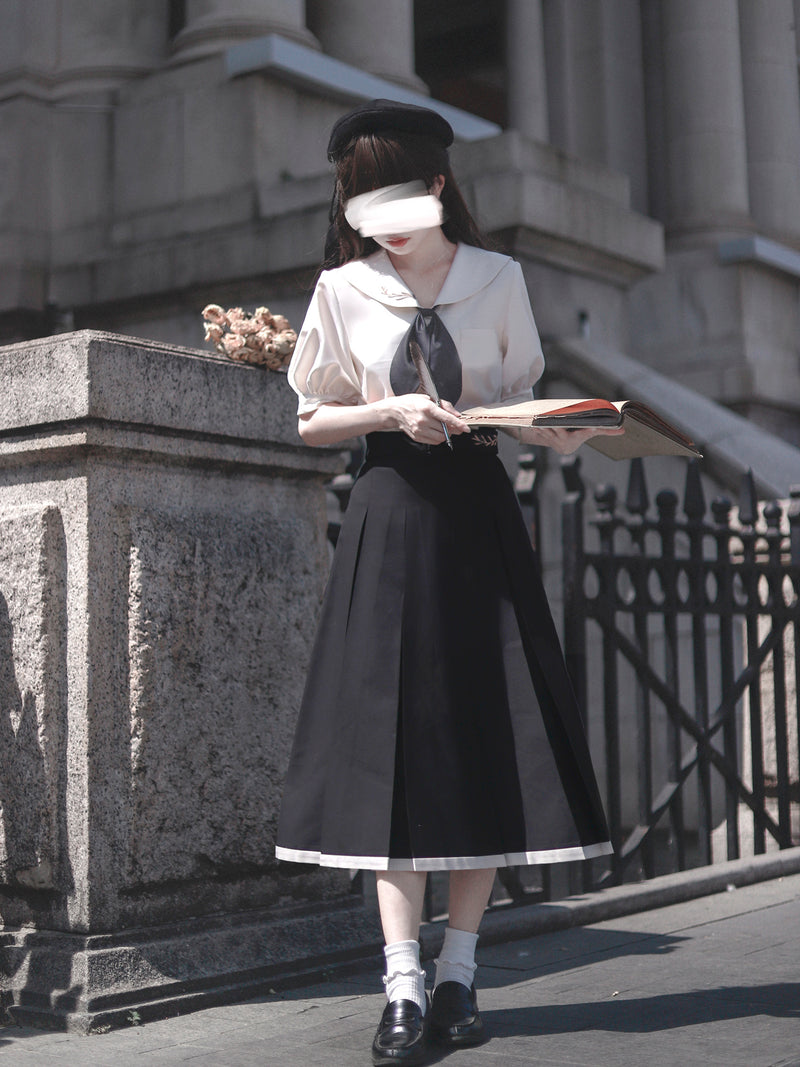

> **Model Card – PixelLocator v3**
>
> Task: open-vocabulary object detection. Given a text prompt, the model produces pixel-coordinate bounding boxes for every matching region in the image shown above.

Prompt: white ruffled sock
[434,927,478,991]
[383,939,427,1014]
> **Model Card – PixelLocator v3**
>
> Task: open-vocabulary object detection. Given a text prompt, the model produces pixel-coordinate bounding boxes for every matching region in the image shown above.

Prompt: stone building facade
[3,0,800,443]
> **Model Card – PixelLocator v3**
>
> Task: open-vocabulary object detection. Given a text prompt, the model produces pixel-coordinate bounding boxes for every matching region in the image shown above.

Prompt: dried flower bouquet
[202,304,297,370]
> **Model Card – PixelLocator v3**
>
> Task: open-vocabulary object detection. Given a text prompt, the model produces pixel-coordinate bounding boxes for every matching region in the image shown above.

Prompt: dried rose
[202,304,228,327]
[272,331,296,357]
[204,323,224,346]
[222,334,247,357]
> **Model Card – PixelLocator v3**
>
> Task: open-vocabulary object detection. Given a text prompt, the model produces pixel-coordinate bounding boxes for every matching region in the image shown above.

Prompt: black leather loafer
[371,998,428,1065]
[429,981,485,1048]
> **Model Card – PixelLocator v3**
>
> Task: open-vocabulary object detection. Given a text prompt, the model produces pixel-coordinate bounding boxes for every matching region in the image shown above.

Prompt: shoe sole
[371,1046,428,1066]
[429,1026,486,1049]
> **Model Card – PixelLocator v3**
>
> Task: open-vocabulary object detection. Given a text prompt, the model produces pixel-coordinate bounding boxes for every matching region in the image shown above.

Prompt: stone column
[0,0,55,82]
[174,0,318,58]
[54,0,169,88]
[506,0,549,141]
[542,0,598,159]
[305,0,425,91]
[738,0,800,241]
[541,1,647,210]
[660,0,751,234]
[0,331,380,1030]
[2,0,167,87]
[597,0,648,214]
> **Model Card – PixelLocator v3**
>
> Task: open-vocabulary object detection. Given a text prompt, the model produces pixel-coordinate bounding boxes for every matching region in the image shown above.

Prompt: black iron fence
[560,456,800,893]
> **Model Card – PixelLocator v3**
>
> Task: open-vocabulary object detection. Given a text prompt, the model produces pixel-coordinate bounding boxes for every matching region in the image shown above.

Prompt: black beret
[327,99,454,161]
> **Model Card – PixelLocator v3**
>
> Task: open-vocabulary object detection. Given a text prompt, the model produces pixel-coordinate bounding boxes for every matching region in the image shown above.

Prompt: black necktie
[389,309,462,404]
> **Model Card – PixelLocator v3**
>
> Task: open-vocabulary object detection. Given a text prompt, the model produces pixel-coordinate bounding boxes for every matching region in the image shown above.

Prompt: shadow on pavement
[484,982,800,1036]
[260,924,691,1007]
[478,924,688,985]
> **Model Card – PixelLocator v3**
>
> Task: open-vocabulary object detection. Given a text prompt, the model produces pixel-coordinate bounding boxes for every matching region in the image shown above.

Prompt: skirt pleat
[276,432,612,871]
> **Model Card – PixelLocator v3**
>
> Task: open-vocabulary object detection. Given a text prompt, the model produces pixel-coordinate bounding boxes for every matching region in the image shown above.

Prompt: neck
[386,229,456,275]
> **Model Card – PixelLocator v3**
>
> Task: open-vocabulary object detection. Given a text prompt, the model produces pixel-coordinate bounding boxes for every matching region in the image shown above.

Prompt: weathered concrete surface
[0,504,67,892]
[0,331,381,1029]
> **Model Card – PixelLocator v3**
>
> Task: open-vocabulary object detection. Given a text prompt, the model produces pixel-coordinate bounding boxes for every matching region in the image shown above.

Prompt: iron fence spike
[626,457,649,516]
[738,469,758,526]
[683,459,705,520]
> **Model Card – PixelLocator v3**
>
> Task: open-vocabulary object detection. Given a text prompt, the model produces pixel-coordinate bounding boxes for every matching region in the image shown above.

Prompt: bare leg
[375,870,428,943]
[447,868,496,933]
[429,868,496,1047]
[375,870,429,1021]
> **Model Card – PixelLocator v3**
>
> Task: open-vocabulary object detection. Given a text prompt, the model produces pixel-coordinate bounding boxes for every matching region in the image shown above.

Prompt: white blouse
[287,244,545,415]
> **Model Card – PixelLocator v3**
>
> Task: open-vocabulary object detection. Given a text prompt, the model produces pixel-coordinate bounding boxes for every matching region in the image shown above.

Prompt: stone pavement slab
[1,873,799,1066]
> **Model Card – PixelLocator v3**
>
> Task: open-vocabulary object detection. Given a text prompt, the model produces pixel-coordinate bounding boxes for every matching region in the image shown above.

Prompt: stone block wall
[0,332,381,1029]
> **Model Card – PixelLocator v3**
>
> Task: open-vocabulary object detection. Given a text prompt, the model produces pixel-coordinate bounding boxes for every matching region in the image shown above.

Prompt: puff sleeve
[499,261,545,404]
[287,274,364,415]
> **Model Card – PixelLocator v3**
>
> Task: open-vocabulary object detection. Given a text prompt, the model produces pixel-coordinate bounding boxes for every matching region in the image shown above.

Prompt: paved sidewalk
[2,871,799,1066]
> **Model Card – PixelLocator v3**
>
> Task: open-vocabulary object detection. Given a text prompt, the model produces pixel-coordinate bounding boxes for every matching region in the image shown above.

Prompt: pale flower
[226,307,248,330]
[201,304,228,327]
[204,323,224,345]
[272,330,296,357]
[222,334,247,358]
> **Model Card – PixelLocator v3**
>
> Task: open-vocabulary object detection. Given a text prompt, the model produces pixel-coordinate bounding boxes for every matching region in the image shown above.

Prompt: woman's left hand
[516,426,626,455]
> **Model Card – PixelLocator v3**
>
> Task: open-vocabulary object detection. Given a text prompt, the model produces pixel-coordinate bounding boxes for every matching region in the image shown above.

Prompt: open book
[461,398,703,460]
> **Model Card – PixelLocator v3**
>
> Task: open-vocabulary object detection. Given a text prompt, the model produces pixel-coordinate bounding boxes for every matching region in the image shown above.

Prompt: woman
[276,99,616,1066]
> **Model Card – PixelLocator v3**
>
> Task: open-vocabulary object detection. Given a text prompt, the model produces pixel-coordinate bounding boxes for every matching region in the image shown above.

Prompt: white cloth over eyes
[287,244,545,416]
[344,181,444,236]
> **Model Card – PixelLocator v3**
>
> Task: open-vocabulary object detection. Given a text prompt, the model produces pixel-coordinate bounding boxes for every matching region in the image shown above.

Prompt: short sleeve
[500,262,545,404]
[287,274,364,415]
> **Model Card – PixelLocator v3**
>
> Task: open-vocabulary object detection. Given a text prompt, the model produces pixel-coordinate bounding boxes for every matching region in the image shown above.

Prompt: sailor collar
[339,244,511,309]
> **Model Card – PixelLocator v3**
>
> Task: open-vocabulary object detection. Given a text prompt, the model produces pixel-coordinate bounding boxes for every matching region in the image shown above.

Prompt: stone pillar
[640,0,668,222]
[660,0,751,234]
[174,0,318,58]
[506,0,549,141]
[0,332,380,1031]
[56,0,168,89]
[305,0,425,91]
[1,0,167,92]
[738,0,800,241]
[542,0,599,159]
[0,0,56,81]
[597,0,648,214]
[541,0,647,211]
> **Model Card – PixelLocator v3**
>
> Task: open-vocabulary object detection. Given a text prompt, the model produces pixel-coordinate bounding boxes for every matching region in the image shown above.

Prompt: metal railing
[561,456,799,891]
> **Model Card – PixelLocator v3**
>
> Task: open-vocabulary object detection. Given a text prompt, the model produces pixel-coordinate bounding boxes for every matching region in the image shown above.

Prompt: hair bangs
[339,133,446,199]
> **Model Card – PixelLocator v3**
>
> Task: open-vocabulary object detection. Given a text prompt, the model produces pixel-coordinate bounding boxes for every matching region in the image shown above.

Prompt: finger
[440,400,468,419]
[439,409,471,432]
[406,420,446,444]
[414,397,464,429]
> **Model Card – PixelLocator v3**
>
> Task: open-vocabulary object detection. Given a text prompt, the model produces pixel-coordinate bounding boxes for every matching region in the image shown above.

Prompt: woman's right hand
[382,395,470,445]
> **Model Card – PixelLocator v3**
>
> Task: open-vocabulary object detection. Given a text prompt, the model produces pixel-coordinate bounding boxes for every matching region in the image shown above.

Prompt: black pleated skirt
[275,431,612,871]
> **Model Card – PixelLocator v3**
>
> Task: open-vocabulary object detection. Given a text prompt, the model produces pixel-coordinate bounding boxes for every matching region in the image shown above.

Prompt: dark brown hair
[323,131,486,269]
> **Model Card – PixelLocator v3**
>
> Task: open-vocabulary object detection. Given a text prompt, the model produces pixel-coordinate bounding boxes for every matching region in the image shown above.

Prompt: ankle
[434,927,478,990]
[383,939,427,1014]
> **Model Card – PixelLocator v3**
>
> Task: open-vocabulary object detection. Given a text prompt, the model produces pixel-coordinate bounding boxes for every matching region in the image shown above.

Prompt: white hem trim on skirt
[275,841,614,871]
